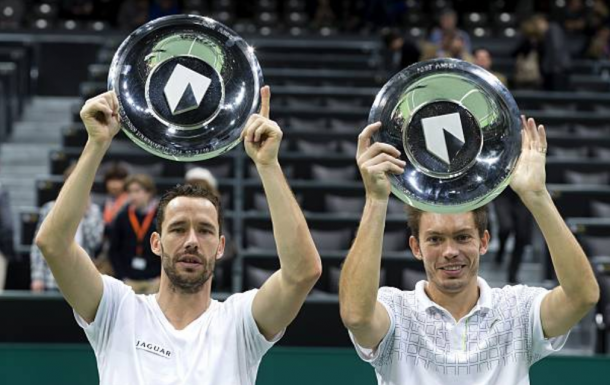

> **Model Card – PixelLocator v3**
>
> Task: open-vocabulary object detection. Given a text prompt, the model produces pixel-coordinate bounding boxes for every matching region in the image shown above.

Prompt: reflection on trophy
[108,15,263,161]
[369,58,521,213]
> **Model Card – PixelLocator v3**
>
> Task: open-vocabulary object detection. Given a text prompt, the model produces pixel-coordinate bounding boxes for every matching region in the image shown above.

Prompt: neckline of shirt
[148,294,219,334]
[413,276,493,319]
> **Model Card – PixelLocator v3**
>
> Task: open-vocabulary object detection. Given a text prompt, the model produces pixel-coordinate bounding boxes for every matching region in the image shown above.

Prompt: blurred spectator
[0,182,14,292]
[382,29,421,74]
[438,32,474,62]
[185,167,219,192]
[96,163,130,275]
[493,189,533,284]
[586,24,610,59]
[474,48,508,86]
[30,165,104,292]
[148,0,181,20]
[562,0,588,35]
[512,17,543,89]
[109,174,160,294]
[102,163,130,226]
[117,0,150,31]
[533,14,571,90]
[429,9,472,56]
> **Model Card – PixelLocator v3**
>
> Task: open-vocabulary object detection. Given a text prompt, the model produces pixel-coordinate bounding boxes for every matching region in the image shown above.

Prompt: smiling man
[339,116,599,384]
[34,88,321,385]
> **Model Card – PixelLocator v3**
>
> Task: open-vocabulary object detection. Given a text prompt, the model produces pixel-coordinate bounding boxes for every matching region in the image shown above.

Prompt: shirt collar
[414,276,493,314]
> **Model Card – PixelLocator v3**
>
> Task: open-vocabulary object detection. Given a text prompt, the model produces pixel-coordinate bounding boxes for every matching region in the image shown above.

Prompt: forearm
[339,198,387,326]
[257,162,321,284]
[523,191,599,304]
[36,140,109,257]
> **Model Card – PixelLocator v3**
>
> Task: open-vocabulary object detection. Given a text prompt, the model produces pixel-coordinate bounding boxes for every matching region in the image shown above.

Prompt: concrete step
[0,144,57,164]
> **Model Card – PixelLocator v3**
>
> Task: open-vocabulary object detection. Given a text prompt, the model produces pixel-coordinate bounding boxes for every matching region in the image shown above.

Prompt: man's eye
[457,235,472,242]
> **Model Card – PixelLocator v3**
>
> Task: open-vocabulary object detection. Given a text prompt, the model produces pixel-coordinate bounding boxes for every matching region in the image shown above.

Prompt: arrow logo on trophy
[421,112,465,165]
[163,64,212,116]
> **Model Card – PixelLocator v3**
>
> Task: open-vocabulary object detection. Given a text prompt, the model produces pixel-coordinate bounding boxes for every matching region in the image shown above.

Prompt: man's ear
[151,232,162,257]
[409,235,423,261]
[216,235,226,260]
[479,230,490,255]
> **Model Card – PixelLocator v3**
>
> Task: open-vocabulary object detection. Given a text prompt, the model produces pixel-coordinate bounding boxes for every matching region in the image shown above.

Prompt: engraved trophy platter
[369,58,522,213]
[108,15,263,161]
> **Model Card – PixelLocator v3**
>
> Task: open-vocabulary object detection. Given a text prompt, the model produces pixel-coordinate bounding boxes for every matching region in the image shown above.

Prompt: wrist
[518,189,552,208]
[255,160,281,173]
[85,137,112,152]
[365,195,390,206]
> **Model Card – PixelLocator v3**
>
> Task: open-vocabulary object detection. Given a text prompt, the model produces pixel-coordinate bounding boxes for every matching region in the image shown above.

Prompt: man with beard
[339,117,599,384]
[34,88,322,385]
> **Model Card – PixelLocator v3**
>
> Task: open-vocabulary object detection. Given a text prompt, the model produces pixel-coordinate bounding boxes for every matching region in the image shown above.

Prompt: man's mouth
[177,255,203,265]
[438,264,466,276]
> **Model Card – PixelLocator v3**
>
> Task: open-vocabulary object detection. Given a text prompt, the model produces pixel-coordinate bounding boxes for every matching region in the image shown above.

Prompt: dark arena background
[0,0,609,384]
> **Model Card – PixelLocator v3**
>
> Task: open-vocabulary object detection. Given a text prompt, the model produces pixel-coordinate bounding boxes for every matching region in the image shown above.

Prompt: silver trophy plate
[108,15,263,161]
[369,58,521,213]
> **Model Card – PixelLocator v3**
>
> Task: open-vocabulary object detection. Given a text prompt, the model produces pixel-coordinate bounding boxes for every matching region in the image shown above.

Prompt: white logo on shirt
[135,340,172,359]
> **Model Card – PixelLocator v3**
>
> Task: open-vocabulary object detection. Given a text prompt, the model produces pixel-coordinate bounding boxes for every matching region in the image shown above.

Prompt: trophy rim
[370,58,521,213]
[107,14,264,161]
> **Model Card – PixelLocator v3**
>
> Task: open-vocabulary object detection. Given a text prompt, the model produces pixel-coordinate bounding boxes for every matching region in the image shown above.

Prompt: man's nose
[442,240,459,259]
[185,228,198,248]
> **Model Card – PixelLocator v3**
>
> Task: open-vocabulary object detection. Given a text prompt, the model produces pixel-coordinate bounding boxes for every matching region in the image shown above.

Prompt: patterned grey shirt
[30,200,104,290]
[350,277,569,385]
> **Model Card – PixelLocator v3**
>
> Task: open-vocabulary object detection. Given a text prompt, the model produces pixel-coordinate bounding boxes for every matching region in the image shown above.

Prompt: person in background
[185,167,219,193]
[31,164,104,292]
[474,47,508,86]
[429,9,472,56]
[382,29,421,75]
[437,32,474,62]
[95,162,130,276]
[533,14,572,91]
[109,174,160,294]
[102,163,130,226]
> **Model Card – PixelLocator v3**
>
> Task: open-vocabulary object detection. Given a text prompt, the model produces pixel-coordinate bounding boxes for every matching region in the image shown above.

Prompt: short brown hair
[406,205,488,239]
[156,184,223,236]
[103,162,129,185]
[125,174,156,196]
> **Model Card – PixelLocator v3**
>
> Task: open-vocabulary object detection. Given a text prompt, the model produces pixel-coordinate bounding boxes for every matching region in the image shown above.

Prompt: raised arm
[243,86,322,340]
[35,92,121,323]
[339,122,405,349]
[511,116,600,338]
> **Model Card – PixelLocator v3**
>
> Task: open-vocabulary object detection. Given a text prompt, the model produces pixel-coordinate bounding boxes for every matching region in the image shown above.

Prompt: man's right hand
[356,122,406,201]
[80,91,121,145]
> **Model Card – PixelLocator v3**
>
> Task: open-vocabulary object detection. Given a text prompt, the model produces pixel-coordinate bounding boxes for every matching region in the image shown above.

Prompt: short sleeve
[74,275,133,354]
[349,287,400,367]
[225,289,284,368]
[529,289,569,363]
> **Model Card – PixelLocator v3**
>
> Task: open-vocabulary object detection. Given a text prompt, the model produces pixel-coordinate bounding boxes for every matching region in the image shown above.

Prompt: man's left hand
[242,86,283,167]
[510,116,548,203]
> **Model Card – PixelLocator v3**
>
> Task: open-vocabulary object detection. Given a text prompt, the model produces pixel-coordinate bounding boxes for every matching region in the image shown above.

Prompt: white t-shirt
[75,275,282,385]
[350,277,569,385]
